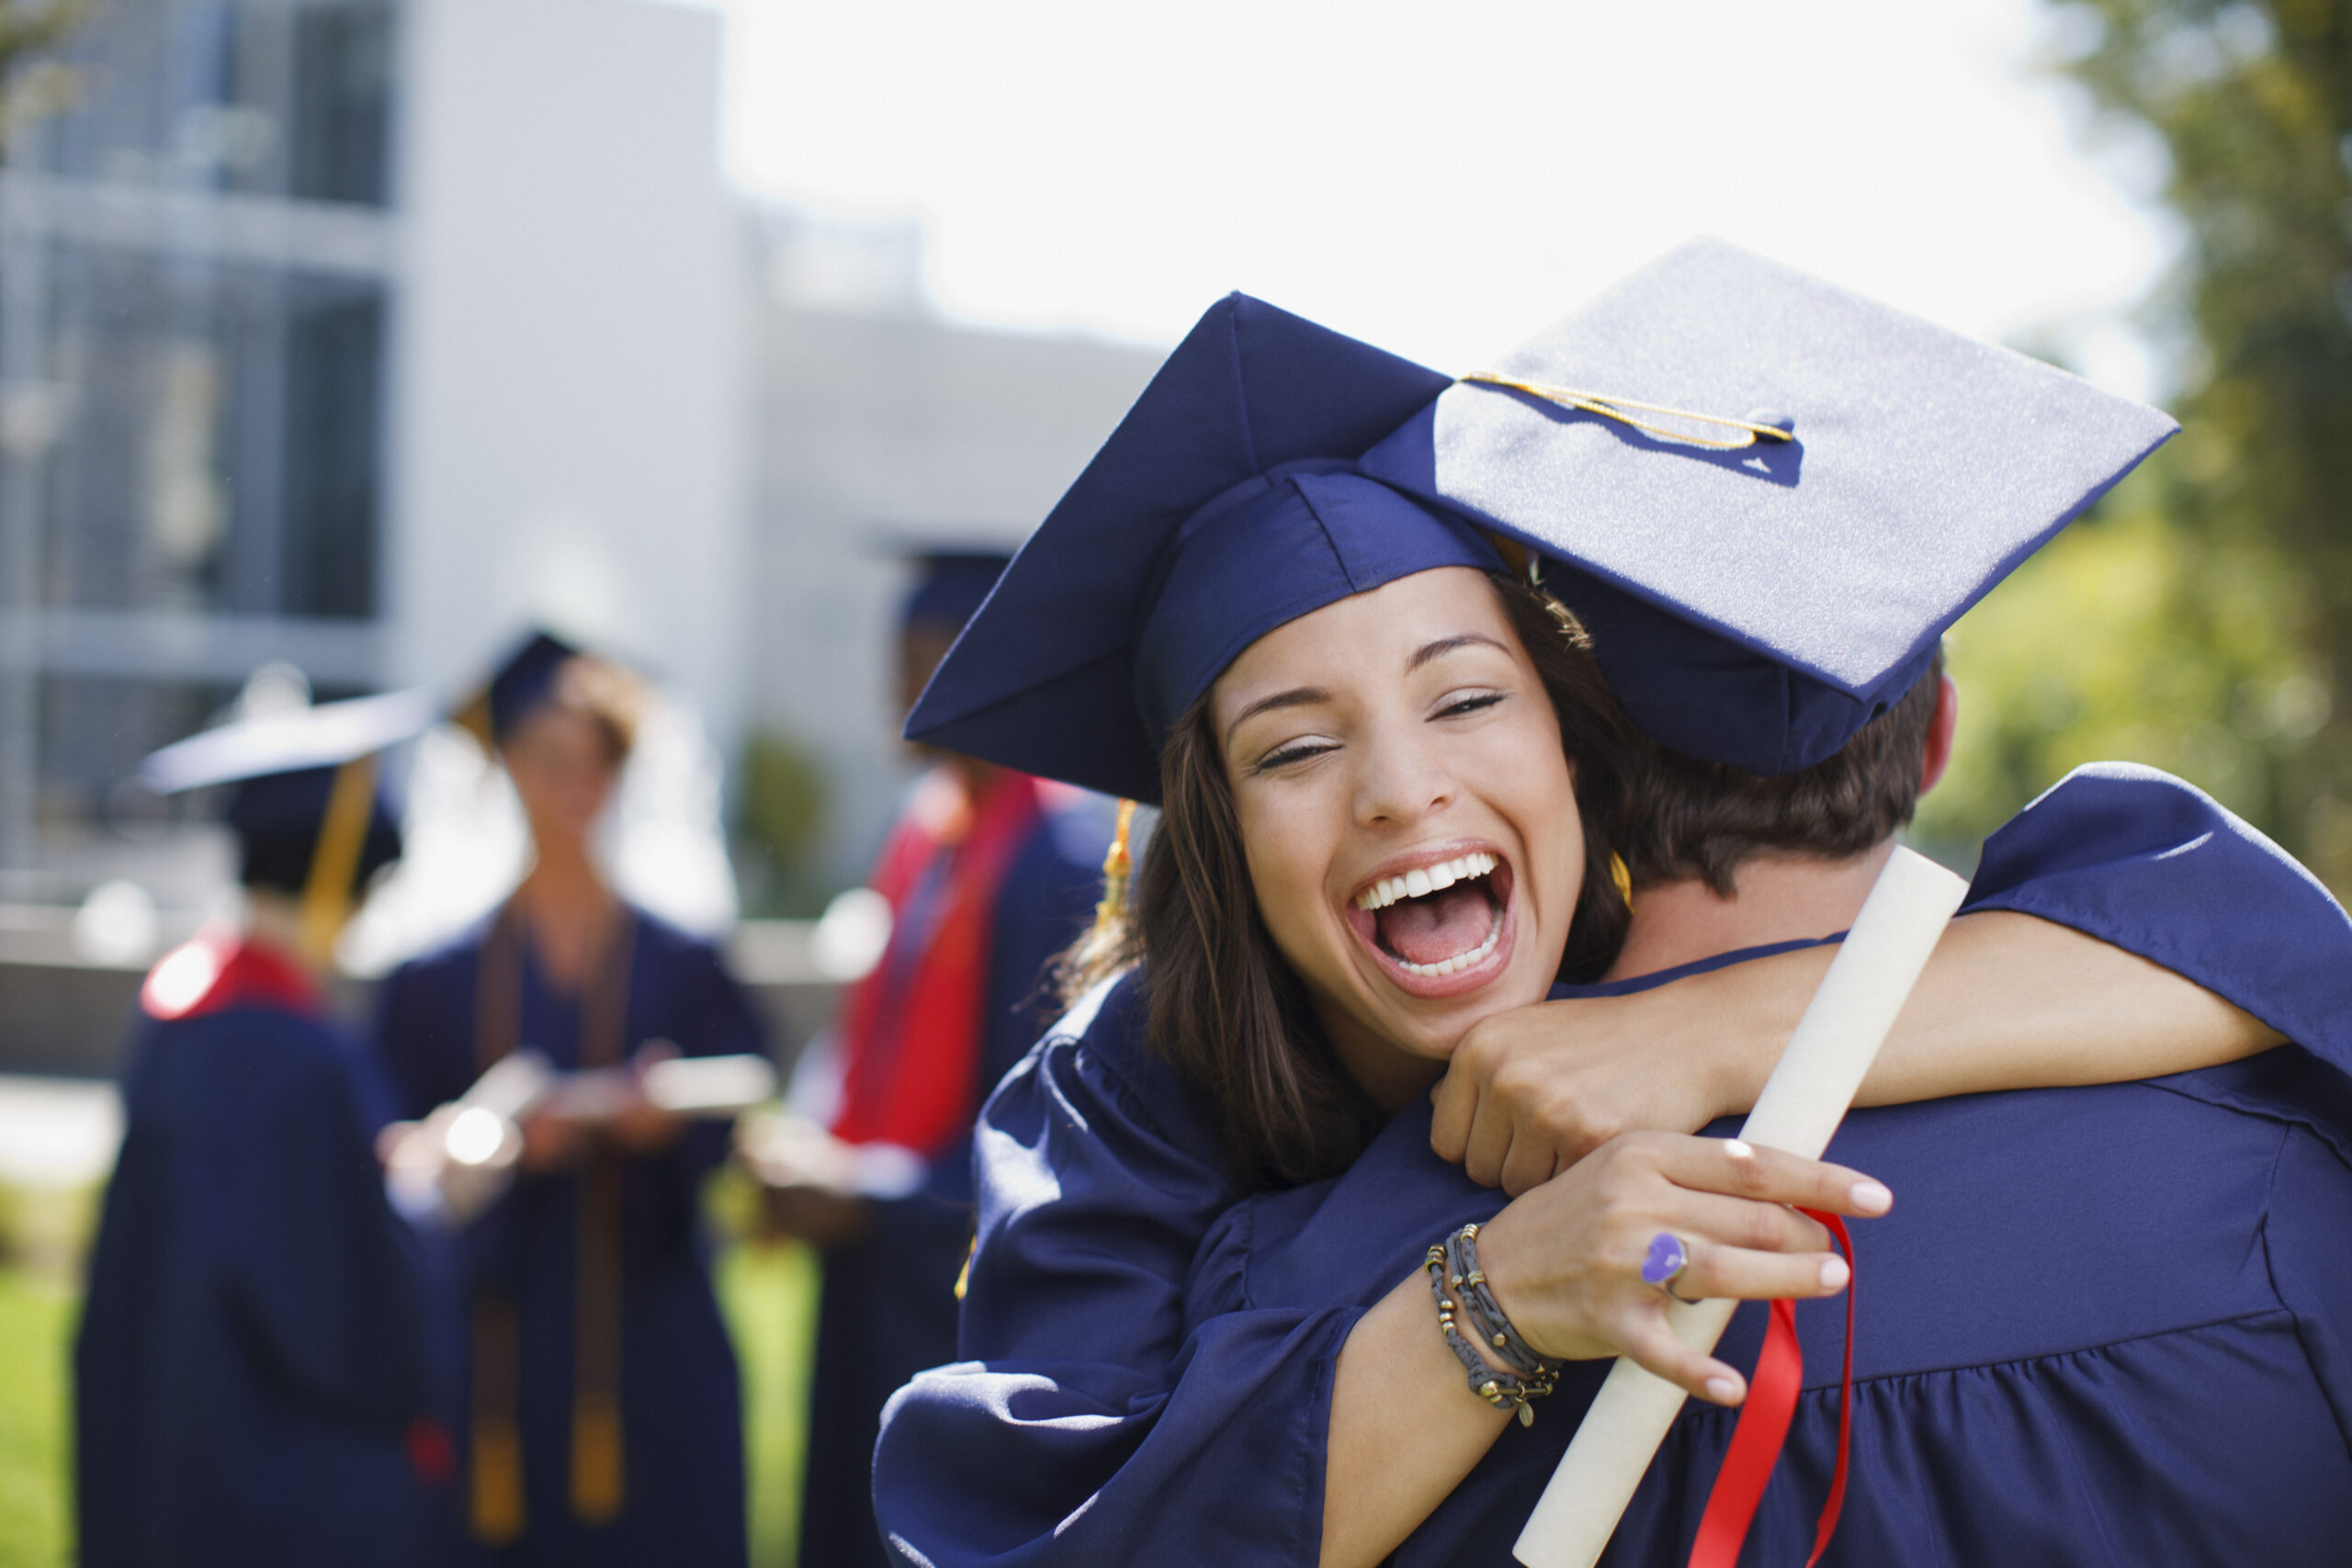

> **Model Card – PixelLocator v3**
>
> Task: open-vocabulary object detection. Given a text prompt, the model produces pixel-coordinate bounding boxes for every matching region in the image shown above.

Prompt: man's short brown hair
[1615,648,1943,897]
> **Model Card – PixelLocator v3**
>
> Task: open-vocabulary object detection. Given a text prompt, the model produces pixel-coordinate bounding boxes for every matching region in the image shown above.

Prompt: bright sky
[708,0,2173,397]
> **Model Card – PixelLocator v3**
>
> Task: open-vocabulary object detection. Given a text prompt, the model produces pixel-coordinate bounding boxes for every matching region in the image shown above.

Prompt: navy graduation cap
[471,628,582,746]
[904,293,1496,803]
[141,688,434,941]
[1360,238,2181,775]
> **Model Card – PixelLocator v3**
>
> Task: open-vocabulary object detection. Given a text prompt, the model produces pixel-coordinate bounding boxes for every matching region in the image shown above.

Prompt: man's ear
[1919,673,1960,796]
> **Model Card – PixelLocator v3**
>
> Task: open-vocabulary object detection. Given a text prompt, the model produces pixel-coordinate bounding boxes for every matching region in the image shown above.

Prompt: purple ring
[1640,1231,1690,1291]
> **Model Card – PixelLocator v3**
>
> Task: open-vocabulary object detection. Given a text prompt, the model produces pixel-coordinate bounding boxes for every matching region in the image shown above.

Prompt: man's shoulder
[1815,1073,2330,1378]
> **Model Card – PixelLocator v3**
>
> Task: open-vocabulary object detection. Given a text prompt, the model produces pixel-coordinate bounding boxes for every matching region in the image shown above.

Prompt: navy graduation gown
[76,949,431,1568]
[373,907,760,1568]
[801,788,1113,1568]
[873,763,2352,1564]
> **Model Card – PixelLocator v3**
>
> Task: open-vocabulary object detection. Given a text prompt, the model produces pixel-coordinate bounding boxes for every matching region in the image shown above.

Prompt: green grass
[718,1238,821,1568]
[0,1267,74,1568]
[0,1241,820,1568]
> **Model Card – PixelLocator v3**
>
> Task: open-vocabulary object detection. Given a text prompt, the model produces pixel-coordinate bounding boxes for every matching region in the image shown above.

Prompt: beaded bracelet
[1445,1223,1563,1383]
[1424,1229,1559,1427]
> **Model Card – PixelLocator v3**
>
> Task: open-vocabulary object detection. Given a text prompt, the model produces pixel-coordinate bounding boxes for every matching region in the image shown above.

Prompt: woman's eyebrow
[1408,632,1510,672]
[1225,686,1330,747]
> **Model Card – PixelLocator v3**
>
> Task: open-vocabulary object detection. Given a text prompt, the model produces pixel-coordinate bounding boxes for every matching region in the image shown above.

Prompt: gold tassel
[1088,798,1138,942]
[469,1414,526,1543]
[569,1393,625,1524]
[297,755,377,969]
[469,1296,526,1544]
[1609,852,1635,914]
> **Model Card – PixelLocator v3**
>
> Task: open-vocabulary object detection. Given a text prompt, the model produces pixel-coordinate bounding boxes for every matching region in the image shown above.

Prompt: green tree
[1921,0,2352,889]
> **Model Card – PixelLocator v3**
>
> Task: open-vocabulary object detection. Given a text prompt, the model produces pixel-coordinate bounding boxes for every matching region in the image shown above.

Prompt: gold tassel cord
[298,754,378,969]
[1089,798,1138,942]
[569,1392,626,1524]
[1461,372,1795,452]
[469,1298,527,1544]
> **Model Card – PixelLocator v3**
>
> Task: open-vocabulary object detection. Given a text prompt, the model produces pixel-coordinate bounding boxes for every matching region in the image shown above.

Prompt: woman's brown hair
[1062,571,1634,1192]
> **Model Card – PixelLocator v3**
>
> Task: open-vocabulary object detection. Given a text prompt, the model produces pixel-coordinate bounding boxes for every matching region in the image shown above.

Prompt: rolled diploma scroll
[1512,846,1971,1568]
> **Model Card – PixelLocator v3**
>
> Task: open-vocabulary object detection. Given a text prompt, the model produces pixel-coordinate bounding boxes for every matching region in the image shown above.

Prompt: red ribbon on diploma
[1687,1210,1855,1568]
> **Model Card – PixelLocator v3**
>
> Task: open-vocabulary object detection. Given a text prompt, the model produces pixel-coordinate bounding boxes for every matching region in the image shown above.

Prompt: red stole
[141,931,322,1021]
[831,767,1045,1157]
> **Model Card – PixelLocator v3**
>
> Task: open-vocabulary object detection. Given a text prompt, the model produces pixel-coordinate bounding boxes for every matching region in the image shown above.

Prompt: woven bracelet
[1424,1238,1557,1427]
[1444,1222,1565,1384]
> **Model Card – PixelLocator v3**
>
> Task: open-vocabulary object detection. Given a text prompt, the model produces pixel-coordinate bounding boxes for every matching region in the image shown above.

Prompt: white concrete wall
[388,0,747,743]
[750,305,1160,883]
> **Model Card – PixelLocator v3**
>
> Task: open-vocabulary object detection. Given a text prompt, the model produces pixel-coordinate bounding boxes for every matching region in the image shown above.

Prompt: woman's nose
[1351,729,1454,829]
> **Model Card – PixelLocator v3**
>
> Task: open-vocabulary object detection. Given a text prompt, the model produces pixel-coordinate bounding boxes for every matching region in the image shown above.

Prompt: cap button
[1743,408,1795,435]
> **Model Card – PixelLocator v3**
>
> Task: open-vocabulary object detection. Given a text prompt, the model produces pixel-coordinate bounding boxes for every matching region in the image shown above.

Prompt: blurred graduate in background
[740,550,1114,1568]
[76,688,445,1568]
[372,633,763,1568]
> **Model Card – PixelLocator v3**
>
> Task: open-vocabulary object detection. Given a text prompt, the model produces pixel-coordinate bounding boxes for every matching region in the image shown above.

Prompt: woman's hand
[1430,953,1824,1194]
[1474,1130,1890,1404]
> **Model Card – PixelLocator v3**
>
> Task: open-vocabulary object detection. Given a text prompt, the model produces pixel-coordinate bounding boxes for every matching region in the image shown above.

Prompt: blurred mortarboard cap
[140,688,429,897]
[141,688,438,795]
[904,293,1498,803]
[1361,239,2180,775]
[473,628,582,746]
[901,550,1014,636]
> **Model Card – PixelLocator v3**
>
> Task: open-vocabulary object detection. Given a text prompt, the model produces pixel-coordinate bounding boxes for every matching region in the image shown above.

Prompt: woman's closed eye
[1250,736,1340,773]
[1433,690,1509,721]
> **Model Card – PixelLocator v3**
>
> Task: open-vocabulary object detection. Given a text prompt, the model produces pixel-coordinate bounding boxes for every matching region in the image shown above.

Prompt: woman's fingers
[1663,1191,1834,1258]
[1612,1317,1748,1407]
[1647,1134,1893,1218]
[1665,1236,1849,1303]
[1497,1134,1561,1200]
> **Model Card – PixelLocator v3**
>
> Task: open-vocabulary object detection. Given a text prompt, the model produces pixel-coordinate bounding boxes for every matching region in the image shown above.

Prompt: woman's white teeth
[1394,914,1503,977]
[1353,852,1498,912]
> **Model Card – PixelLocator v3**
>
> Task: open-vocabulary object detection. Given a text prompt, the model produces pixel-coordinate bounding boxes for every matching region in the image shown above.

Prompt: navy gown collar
[1549,932,1846,999]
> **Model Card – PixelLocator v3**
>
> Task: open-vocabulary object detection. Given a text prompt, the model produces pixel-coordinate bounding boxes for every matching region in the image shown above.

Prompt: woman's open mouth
[1345,849,1517,998]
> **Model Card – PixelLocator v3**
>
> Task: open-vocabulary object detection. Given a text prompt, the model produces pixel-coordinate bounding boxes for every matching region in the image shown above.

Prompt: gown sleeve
[1962,761,2352,1074]
[370,949,477,1121]
[878,974,1362,1566]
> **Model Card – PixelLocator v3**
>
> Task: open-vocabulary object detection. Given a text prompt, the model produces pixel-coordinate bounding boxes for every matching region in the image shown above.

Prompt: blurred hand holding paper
[386,1047,776,1227]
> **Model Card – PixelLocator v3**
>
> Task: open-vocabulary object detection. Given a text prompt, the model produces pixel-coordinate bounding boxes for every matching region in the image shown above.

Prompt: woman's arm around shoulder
[1435,763,2325,1194]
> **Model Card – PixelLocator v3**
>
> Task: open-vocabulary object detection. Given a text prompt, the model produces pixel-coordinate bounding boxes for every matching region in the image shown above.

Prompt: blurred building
[746,210,1159,891]
[0,0,743,901]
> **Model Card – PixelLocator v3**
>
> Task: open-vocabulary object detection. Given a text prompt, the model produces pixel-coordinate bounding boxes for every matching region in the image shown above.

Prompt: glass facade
[0,0,397,852]
[18,0,393,207]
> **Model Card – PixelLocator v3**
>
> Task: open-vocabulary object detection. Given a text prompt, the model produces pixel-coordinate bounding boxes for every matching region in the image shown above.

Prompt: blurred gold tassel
[570,1393,625,1523]
[297,755,375,968]
[1089,798,1138,941]
[469,1413,526,1544]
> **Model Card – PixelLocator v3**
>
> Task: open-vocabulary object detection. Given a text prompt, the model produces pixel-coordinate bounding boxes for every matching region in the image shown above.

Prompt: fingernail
[1819,1256,1850,1292]
[1703,1375,1742,1405]
[1849,1179,1893,1214]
